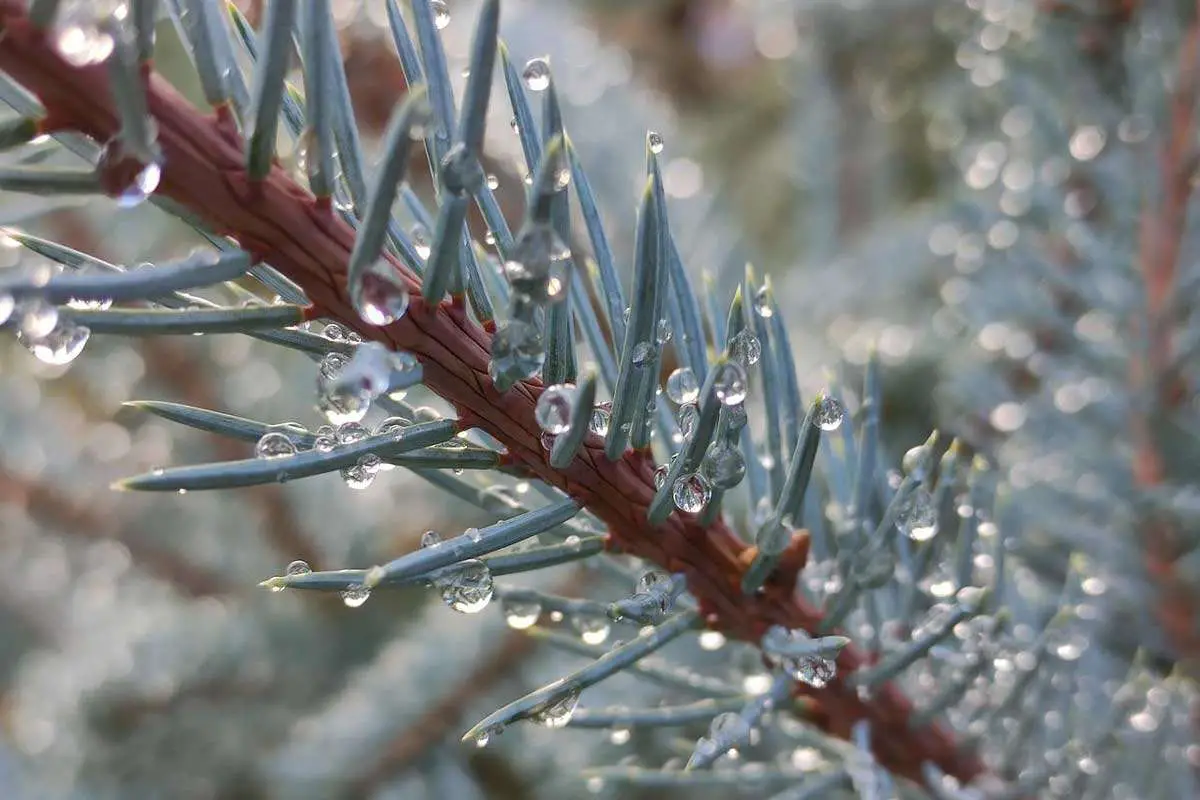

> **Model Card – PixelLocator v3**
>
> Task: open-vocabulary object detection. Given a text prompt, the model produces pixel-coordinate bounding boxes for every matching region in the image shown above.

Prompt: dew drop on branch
[648,131,665,154]
[435,560,494,614]
[522,57,551,91]
[712,362,748,406]
[489,320,545,384]
[729,328,761,367]
[897,488,938,541]
[341,584,370,608]
[531,687,580,728]
[255,431,297,459]
[350,261,410,326]
[752,286,773,317]
[54,2,117,67]
[588,404,611,437]
[536,383,577,434]
[672,472,712,513]
[340,460,376,490]
[17,298,58,339]
[665,367,699,404]
[503,599,542,630]
[814,395,845,431]
[573,614,610,645]
[18,320,90,365]
[431,0,451,29]
[701,443,746,489]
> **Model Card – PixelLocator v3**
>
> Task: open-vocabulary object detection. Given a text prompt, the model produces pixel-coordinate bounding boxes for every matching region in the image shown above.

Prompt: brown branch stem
[0,6,984,785]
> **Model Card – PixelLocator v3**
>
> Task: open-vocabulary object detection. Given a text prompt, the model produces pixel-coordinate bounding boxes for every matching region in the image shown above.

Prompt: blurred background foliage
[0,0,1196,797]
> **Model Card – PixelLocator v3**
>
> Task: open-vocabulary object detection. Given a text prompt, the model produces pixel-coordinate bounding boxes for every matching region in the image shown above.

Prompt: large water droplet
[286,560,311,576]
[341,584,371,608]
[435,559,494,614]
[702,444,746,489]
[898,488,938,541]
[531,687,580,728]
[815,395,845,431]
[255,431,298,459]
[653,463,669,489]
[17,298,58,339]
[656,317,672,345]
[522,57,551,91]
[752,285,773,317]
[536,383,577,434]
[489,320,545,384]
[317,387,370,425]
[665,367,699,404]
[729,328,761,367]
[647,131,665,154]
[504,599,542,630]
[351,261,410,326]
[677,403,699,440]
[18,319,90,365]
[431,0,451,29]
[672,472,712,513]
[505,224,571,303]
[336,421,369,445]
[98,139,162,208]
[712,362,747,406]
[588,404,611,437]
[573,614,611,645]
[54,2,117,66]
[340,461,376,490]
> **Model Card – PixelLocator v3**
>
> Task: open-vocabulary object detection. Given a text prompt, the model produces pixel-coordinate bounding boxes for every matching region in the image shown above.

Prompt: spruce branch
[0,1,990,786]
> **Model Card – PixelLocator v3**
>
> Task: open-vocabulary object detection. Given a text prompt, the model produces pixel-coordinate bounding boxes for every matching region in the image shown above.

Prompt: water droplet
[286,560,311,576]
[564,534,582,550]
[489,320,545,384]
[531,687,580,728]
[18,319,90,365]
[752,286,773,317]
[789,655,836,687]
[66,295,112,311]
[536,383,577,434]
[317,387,370,425]
[609,727,631,745]
[729,328,761,367]
[815,395,844,431]
[335,422,368,445]
[431,0,451,29]
[522,57,551,91]
[358,453,382,475]
[647,131,665,154]
[588,405,611,437]
[255,431,297,459]
[341,584,371,608]
[54,3,116,67]
[553,166,571,191]
[673,473,712,513]
[677,403,699,440]
[473,731,490,748]
[323,322,347,341]
[574,614,610,645]
[631,340,654,367]
[340,462,375,490]
[504,599,542,630]
[699,630,726,651]
[656,317,672,345]
[665,367,699,404]
[486,173,499,191]
[712,362,748,406]
[897,489,938,541]
[313,432,337,452]
[702,443,746,489]
[652,463,670,489]
[435,559,494,614]
[351,261,410,326]
[17,298,58,339]
[421,530,443,548]
[97,139,162,208]
[505,224,571,303]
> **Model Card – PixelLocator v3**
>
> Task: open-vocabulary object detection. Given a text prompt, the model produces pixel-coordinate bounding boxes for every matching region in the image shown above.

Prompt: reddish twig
[0,6,985,785]
[1132,5,1200,678]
